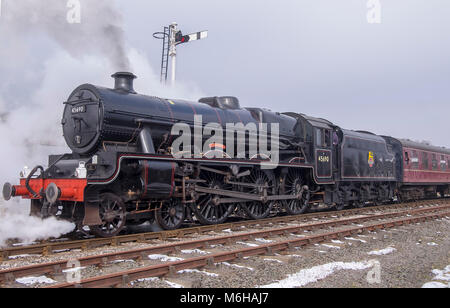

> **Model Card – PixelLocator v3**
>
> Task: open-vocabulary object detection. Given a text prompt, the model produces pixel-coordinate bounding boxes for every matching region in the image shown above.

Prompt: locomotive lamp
[74,161,87,179]
[20,166,31,178]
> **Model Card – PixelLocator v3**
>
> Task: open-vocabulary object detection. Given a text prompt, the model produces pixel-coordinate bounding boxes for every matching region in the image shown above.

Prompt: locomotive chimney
[112,72,137,94]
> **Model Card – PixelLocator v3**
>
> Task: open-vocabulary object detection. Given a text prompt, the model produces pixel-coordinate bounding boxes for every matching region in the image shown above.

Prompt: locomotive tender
[3,72,450,237]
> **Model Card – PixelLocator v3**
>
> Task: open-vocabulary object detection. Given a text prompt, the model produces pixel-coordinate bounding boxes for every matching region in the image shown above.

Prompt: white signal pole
[169,22,178,85]
[157,22,208,86]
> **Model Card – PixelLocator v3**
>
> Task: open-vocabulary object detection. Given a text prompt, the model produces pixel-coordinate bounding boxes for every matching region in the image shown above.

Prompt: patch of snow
[331,240,344,244]
[292,234,306,238]
[260,261,373,288]
[429,265,450,283]
[53,249,71,253]
[322,244,341,249]
[8,254,40,259]
[177,269,219,277]
[222,229,232,233]
[148,254,184,262]
[345,237,367,243]
[111,259,135,264]
[165,280,184,288]
[422,282,448,288]
[264,258,283,264]
[62,266,86,273]
[133,277,159,284]
[236,241,259,247]
[180,249,210,255]
[12,242,38,247]
[367,247,396,256]
[255,238,273,243]
[220,262,254,271]
[16,276,56,285]
[427,242,438,246]
[422,266,450,288]
[209,244,223,248]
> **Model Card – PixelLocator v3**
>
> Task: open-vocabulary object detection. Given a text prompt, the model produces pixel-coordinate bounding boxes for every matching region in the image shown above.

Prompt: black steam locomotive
[3,72,444,237]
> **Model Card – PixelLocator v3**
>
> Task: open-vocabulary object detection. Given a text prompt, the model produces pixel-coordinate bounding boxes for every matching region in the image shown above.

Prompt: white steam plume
[0,1,204,247]
[1,0,131,71]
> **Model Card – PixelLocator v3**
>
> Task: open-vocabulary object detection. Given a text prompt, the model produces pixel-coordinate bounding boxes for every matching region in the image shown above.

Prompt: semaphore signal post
[153,22,208,85]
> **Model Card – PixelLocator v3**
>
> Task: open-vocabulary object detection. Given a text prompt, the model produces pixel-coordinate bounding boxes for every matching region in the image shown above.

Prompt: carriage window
[404,152,410,165]
[432,154,438,170]
[422,152,429,170]
[441,155,446,171]
[412,150,419,169]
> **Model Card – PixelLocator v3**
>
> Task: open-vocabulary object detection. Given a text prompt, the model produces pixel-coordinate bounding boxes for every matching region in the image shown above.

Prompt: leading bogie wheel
[90,193,126,238]
[155,199,186,230]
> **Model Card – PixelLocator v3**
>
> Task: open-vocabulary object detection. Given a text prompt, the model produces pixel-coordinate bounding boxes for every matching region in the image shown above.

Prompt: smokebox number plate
[71,105,86,114]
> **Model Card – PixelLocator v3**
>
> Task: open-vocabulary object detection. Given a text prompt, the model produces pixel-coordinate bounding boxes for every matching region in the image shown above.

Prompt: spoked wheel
[334,188,346,211]
[353,200,365,208]
[155,199,186,230]
[335,203,346,211]
[192,171,235,225]
[90,193,126,238]
[281,169,310,215]
[241,169,276,220]
[352,189,365,208]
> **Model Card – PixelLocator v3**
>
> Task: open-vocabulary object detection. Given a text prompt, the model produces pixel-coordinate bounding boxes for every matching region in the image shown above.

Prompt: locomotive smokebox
[112,72,137,94]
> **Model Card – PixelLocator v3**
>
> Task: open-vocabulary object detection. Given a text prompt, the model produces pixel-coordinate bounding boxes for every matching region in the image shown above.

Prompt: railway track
[0,199,445,261]
[0,200,449,287]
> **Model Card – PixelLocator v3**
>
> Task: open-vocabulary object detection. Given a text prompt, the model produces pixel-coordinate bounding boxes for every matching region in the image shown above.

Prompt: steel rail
[45,209,450,288]
[1,203,449,285]
[1,199,444,261]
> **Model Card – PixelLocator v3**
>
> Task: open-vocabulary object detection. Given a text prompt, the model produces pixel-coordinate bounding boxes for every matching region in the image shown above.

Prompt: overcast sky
[119,0,450,147]
[1,0,450,148]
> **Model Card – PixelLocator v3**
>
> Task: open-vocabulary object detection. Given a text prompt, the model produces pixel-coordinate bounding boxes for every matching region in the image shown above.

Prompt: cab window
[315,128,322,147]
[315,128,331,148]
[324,130,331,147]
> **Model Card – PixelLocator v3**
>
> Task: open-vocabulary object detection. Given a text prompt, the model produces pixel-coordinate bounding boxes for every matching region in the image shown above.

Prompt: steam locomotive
[3,72,450,237]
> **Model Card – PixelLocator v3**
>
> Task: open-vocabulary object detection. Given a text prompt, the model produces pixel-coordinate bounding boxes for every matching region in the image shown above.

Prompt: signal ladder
[159,26,170,83]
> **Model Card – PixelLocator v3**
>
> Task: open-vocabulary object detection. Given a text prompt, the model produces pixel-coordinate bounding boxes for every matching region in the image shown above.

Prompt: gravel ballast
[1,214,449,288]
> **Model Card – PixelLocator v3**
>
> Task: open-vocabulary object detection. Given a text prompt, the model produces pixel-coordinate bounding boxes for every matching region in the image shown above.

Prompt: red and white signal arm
[187,30,208,42]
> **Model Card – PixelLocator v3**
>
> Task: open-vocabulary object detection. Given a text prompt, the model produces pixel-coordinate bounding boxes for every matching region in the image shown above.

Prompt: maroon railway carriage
[398,139,450,200]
